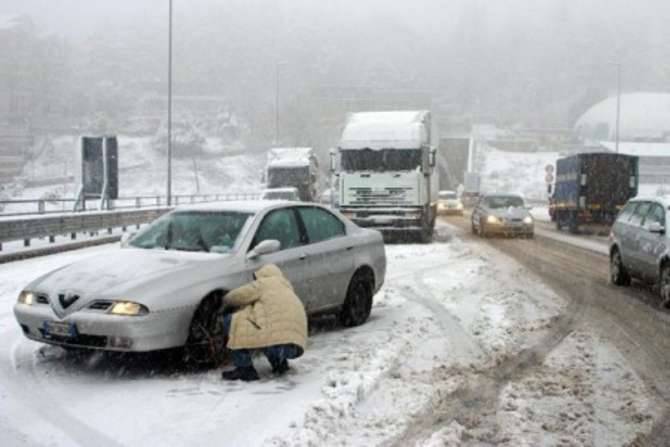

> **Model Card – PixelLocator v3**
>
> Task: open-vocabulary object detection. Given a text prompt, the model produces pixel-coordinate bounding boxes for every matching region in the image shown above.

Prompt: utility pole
[167,0,174,205]
[615,63,621,153]
[275,62,280,145]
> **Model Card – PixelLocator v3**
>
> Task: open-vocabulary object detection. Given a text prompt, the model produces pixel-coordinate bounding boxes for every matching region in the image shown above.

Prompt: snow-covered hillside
[9,135,264,203]
[479,145,559,201]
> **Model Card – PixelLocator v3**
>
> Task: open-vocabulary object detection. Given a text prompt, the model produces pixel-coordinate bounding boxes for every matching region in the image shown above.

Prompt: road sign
[545,173,554,184]
[545,164,554,174]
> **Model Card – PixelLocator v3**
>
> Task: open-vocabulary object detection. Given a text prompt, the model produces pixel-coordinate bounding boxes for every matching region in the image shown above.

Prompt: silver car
[609,196,670,306]
[471,194,534,238]
[14,201,386,359]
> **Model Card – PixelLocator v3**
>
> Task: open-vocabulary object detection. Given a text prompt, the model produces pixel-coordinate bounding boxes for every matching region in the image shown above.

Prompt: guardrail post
[190,195,195,203]
[0,242,2,251]
[49,235,55,243]
[175,196,179,205]
[24,239,30,247]
[71,232,76,240]
[122,225,126,232]
[156,196,160,206]
[108,228,113,234]
[38,200,45,214]
[136,197,141,208]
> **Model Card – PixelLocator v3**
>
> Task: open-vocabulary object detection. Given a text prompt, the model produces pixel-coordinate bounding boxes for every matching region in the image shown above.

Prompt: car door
[613,201,638,265]
[638,202,667,280]
[247,207,311,305]
[625,201,651,275]
[295,206,353,311]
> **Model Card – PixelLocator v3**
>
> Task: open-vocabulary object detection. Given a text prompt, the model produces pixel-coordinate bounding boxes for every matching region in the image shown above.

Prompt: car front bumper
[484,223,534,236]
[13,302,195,352]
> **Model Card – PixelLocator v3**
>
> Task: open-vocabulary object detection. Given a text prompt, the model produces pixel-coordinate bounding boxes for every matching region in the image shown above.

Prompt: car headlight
[523,216,533,225]
[457,203,463,209]
[486,215,499,224]
[108,301,149,316]
[18,291,35,305]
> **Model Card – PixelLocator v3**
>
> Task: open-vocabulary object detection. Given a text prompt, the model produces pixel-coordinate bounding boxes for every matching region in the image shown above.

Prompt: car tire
[183,292,227,367]
[339,272,373,327]
[659,262,670,308]
[610,249,631,287]
[471,220,477,235]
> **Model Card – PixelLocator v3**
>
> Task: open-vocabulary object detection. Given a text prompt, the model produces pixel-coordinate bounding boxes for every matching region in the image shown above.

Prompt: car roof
[175,200,292,214]
[629,195,670,208]
[262,187,299,193]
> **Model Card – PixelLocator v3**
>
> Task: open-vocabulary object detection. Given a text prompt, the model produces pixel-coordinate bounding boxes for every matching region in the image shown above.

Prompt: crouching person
[221,264,308,382]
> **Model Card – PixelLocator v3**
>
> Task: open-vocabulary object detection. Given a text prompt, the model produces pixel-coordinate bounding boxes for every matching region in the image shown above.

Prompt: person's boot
[221,366,260,382]
[272,359,290,376]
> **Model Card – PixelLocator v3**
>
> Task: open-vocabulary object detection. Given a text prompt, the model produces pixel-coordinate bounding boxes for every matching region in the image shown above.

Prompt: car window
[616,202,638,223]
[629,202,651,226]
[297,207,345,243]
[251,208,302,251]
[484,196,524,209]
[644,204,666,227]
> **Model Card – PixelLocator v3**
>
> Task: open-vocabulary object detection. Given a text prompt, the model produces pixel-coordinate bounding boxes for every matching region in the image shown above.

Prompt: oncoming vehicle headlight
[523,216,534,225]
[18,291,35,305]
[457,203,463,210]
[109,301,149,316]
[486,215,499,224]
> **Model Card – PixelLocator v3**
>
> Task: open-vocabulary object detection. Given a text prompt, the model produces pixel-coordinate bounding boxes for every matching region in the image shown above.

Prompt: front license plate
[43,321,77,338]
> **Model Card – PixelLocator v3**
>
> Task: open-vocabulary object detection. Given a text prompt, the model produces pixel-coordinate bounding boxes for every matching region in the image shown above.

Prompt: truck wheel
[610,249,631,287]
[339,272,373,327]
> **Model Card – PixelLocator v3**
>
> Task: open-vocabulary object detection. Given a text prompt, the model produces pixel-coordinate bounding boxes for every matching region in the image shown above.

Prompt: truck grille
[349,187,414,206]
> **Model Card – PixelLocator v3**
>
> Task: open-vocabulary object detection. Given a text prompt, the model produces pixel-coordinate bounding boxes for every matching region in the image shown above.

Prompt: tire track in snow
[387,232,585,446]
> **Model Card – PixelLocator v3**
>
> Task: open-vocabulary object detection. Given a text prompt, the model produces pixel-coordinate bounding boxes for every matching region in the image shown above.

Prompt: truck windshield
[340,149,421,171]
[267,167,310,187]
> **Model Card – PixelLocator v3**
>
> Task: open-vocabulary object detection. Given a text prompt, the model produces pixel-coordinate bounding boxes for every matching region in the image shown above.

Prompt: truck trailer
[550,152,639,232]
[332,110,438,242]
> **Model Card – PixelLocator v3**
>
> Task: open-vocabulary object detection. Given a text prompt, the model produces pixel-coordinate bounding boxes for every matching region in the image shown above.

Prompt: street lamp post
[274,61,287,146]
[615,63,621,154]
[167,0,173,205]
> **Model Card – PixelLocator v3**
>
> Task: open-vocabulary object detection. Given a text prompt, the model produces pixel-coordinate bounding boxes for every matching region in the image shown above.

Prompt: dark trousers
[223,313,299,369]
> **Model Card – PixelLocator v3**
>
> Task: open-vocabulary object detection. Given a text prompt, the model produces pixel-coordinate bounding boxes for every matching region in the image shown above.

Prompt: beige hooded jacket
[224,264,307,353]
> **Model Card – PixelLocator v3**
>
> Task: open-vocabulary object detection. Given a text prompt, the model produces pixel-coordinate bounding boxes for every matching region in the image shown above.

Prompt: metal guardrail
[0,193,259,217]
[0,192,259,251]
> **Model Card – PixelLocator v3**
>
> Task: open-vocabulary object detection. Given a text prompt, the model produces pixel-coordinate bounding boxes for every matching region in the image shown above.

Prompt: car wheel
[610,249,631,287]
[660,263,670,308]
[339,272,373,327]
[471,220,477,234]
[183,293,226,367]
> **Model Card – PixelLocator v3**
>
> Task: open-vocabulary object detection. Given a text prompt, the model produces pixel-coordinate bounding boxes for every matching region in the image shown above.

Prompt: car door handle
[299,253,307,260]
[346,246,354,251]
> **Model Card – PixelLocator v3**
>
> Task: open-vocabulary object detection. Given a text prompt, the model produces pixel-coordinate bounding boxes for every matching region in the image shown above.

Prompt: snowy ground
[0,222,658,446]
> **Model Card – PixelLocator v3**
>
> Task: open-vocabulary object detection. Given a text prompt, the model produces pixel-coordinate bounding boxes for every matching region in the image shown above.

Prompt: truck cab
[332,111,438,242]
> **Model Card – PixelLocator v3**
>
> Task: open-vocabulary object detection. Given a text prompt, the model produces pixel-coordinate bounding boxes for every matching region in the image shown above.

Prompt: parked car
[437,190,464,215]
[609,196,670,307]
[260,187,300,201]
[471,194,534,238]
[13,201,386,362]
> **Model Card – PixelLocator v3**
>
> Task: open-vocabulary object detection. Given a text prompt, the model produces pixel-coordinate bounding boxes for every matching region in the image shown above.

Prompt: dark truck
[550,152,638,233]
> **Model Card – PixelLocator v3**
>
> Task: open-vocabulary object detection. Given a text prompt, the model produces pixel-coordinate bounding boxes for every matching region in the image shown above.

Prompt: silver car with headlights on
[14,201,386,361]
[471,194,534,238]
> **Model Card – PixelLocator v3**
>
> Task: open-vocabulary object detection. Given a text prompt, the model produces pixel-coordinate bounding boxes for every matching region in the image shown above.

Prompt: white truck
[331,110,438,241]
[264,147,320,202]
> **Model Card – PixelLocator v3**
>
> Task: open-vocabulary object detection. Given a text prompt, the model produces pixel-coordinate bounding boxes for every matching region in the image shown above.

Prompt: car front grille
[40,331,108,348]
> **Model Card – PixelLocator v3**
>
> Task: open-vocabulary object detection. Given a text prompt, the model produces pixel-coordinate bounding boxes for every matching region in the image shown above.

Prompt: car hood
[487,206,531,219]
[28,248,234,317]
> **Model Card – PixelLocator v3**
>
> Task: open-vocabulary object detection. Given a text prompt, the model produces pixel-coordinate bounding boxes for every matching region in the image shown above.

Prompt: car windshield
[129,211,252,253]
[484,196,525,209]
[439,191,457,200]
[262,191,297,200]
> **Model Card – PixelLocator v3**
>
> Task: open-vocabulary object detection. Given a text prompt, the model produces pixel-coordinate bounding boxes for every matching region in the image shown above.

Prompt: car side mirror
[429,147,437,168]
[247,239,280,260]
[648,222,665,234]
[120,232,136,247]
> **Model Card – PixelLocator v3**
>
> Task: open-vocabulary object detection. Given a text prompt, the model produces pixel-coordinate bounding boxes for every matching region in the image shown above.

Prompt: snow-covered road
[0,223,659,446]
